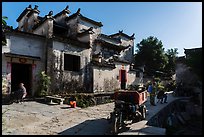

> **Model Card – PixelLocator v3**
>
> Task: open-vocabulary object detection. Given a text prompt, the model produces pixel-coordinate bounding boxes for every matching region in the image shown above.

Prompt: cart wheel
[112,115,120,135]
[140,105,146,120]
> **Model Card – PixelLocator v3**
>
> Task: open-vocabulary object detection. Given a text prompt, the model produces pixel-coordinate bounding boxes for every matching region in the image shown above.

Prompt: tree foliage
[164,48,178,76]
[2,16,8,46]
[134,36,168,76]
[35,71,51,97]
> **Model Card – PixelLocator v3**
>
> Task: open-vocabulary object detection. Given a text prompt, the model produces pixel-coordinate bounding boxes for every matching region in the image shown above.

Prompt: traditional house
[2,5,144,96]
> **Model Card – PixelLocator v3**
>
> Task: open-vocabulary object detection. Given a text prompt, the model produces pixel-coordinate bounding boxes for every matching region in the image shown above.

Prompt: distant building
[2,5,144,96]
[184,47,202,59]
[175,47,202,85]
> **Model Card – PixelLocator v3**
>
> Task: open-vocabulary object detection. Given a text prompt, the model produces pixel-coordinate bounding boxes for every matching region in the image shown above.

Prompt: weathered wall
[54,13,69,26]
[26,12,39,32]
[128,70,143,86]
[92,62,143,93]
[66,18,78,37]
[33,19,53,38]
[77,19,101,44]
[93,66,119,93]
[2,33,45,95]
[112,35,134,62]
[49,40,91,92]
[175,63,199,85]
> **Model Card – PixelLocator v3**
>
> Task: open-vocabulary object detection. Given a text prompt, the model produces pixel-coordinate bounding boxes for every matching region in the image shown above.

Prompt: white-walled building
[2,5,144,96]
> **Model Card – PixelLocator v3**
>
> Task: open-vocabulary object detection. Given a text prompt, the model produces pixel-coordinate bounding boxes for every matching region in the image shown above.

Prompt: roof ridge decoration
[109,30,135,40]
[54,5,71,18]
[48,11,53,16]
[16,4,33,22]
[34,5,38,10]
[76,8,81,15]
[32,10,54,30]
[44,10,54,20]
[65,8,103,27]
[77,27,94,37]
[26,5,40,19]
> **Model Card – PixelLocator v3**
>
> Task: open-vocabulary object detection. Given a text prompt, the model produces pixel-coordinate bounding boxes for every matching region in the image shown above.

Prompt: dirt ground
[2,100,114,135]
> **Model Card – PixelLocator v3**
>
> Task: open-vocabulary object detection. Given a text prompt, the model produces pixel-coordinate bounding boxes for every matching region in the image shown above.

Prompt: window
[64,54,80,72]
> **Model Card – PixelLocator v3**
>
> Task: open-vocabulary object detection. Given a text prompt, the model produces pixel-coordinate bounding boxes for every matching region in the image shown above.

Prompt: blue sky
[2,2,202,56]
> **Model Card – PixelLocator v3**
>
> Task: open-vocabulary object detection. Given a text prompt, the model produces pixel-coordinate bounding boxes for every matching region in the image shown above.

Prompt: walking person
[157,89,168,104]
[18,82,27,103]
[150,82,157,106]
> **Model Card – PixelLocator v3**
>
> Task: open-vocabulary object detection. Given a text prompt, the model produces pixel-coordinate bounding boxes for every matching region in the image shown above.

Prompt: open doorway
[120,70,127,90]
[11,63,32,96]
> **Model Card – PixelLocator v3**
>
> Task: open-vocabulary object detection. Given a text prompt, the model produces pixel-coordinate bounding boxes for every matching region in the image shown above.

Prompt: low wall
[147,97,202,129]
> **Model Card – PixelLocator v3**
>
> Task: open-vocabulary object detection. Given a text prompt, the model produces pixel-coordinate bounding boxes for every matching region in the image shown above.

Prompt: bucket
[70,101,76,108]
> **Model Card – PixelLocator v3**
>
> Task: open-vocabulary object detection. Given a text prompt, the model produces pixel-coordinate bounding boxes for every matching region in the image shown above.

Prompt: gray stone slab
[126,120,148,130]
[140,126,166,135]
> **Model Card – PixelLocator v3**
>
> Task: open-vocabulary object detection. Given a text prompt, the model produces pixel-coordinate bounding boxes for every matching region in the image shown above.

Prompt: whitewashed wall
[93,66,120,92]
[93,62,142,93]
[52,40,91,83]
[77,19,101,44]
[55,13,69,26]
[33,19,53,38]
[2,33,45,95]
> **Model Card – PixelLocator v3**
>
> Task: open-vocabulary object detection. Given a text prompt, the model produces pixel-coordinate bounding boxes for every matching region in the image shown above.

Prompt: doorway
[11,63,32,96]
[120,70,127,90]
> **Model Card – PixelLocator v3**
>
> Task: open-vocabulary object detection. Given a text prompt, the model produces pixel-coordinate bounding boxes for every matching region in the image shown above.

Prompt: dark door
[120,70,126,89]
[11,63,32,96]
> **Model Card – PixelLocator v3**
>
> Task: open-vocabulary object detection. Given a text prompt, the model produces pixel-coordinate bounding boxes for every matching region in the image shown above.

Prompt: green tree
[2,16,8,27]
[35,71,51,97]
[134,36,168,76]
[164,48,178,76]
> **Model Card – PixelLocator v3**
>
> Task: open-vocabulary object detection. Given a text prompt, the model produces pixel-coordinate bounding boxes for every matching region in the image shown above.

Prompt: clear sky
[2,2,202,56]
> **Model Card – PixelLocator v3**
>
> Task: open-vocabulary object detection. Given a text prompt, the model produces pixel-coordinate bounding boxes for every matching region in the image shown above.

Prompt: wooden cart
[110,90,148,134]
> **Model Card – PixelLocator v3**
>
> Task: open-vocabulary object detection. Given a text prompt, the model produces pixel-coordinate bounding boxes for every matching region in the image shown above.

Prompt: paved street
[2,92,180,135]
[2,100,114,135]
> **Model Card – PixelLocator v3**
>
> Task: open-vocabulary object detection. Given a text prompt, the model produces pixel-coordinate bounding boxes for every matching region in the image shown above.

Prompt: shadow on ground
[58,118,111,135]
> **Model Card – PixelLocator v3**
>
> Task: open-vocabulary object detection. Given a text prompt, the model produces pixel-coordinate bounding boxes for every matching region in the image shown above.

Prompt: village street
[2,93,176,135]
[2,100,115,135]
[2,92,202,135]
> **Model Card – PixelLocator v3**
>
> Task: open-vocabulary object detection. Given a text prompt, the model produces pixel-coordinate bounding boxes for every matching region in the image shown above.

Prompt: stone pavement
[119,92,181,135]
[2,99,114,135]
[2,92,188,135]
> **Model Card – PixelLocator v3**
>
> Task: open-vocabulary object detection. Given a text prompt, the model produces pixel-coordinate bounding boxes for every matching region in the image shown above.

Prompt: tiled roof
[32,14,54,30]
[4,53,41,60]
[65,8,103,27]
[95,39,129,51]
[16,5,32,22]
[54,5,71,18]
[5,29,46,39]
[26,8,40,18]
[112,56,131,64]
[99,34,121,43]
[91,60,116,69]
[77,27,94,37]
[109,30,135,40]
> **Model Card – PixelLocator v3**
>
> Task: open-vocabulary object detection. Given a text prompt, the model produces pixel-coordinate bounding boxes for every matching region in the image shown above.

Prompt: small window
[136,71,140,77]
[64,54,80,72]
